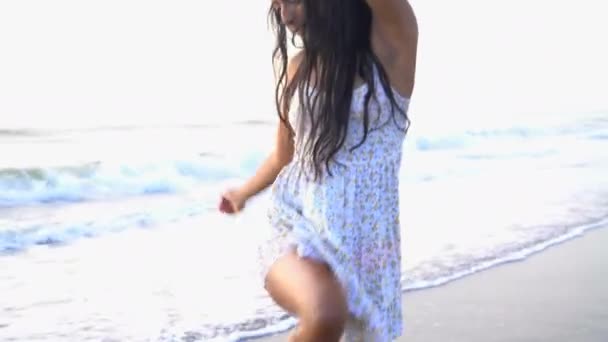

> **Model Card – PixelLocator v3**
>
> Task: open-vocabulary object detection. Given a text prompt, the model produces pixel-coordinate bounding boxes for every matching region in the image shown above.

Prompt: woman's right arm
[235,52,302,200]
[237,115,294,200]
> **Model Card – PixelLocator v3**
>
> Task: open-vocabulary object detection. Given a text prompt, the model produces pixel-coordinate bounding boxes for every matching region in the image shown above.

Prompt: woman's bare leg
[265,250,348,342]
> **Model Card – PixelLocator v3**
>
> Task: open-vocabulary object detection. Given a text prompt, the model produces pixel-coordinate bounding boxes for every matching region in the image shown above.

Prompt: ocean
[1,0,608,341]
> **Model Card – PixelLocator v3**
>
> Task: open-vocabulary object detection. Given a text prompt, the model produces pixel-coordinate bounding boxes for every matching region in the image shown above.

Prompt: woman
[220,0,418,340]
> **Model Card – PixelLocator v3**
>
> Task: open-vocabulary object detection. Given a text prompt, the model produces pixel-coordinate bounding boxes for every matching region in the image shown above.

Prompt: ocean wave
[0,157,246,207]
[0,129,46,137]
[414,125,562,151]
[0,203,210,254]
[3,115,605,207]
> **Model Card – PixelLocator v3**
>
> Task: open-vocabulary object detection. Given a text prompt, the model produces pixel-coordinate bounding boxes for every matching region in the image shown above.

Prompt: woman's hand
[219,188,248,214]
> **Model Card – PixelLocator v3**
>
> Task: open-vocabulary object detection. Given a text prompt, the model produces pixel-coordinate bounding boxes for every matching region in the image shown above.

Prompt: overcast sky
[1,0,606,130]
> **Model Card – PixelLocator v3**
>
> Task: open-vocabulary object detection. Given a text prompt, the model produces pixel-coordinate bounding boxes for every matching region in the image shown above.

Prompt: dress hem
[258,216,403,342]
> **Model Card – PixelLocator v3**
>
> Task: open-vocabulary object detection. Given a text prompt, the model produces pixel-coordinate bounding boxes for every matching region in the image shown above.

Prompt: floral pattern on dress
[258,68,410,341]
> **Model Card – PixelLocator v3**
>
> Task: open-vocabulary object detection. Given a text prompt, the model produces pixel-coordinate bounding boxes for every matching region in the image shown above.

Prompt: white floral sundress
[258,67,411,341]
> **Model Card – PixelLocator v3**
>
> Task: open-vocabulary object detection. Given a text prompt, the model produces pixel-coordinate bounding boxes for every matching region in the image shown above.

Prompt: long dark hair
[269,0,409,180]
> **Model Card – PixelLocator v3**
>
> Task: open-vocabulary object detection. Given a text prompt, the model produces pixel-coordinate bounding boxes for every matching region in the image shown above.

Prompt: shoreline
[252,224,608,341]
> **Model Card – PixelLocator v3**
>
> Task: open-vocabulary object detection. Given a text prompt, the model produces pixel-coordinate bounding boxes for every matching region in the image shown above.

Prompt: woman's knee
[299,286,348,338]
[301,302,348,337]
[264,251,349,339]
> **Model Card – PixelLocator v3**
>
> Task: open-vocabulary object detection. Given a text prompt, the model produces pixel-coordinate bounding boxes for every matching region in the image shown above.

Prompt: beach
[1,0,608,340]
[256,226,608,342]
